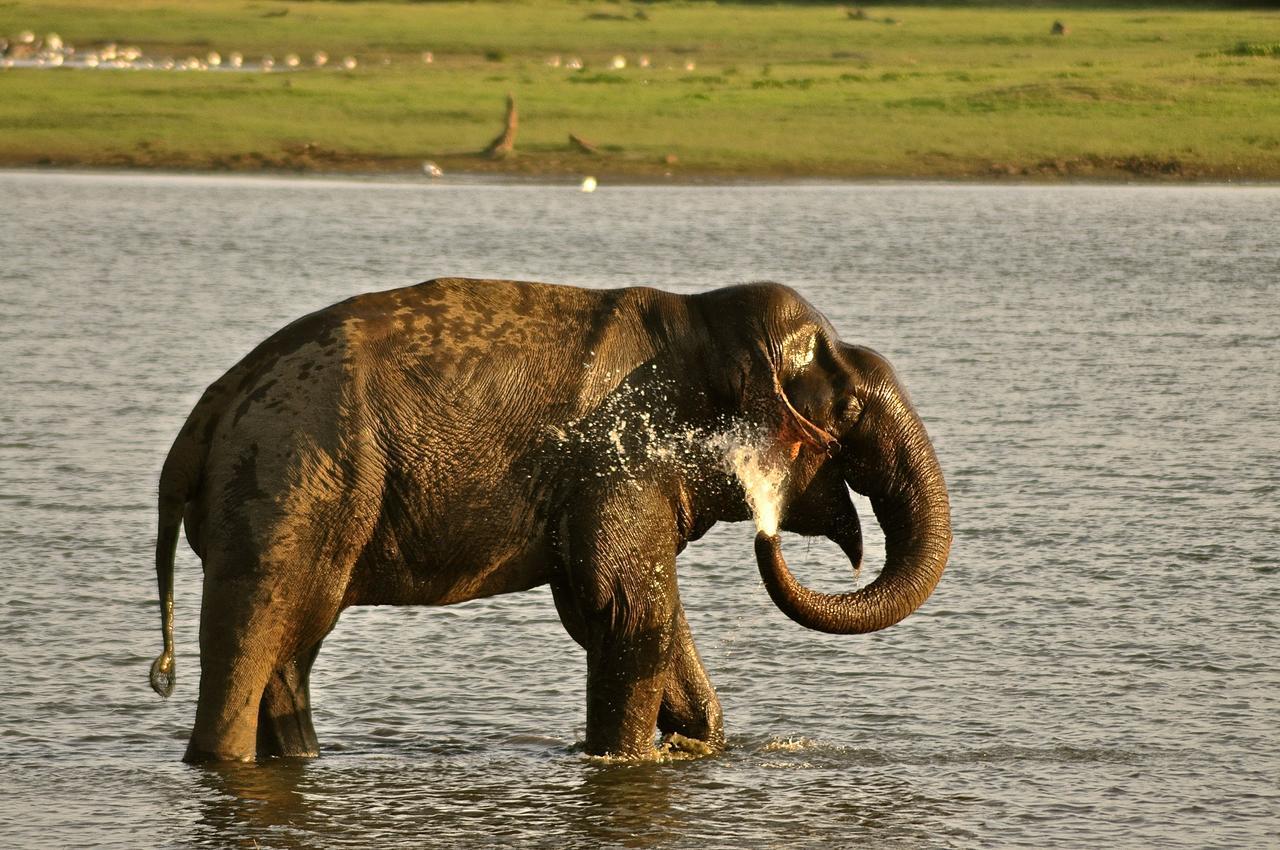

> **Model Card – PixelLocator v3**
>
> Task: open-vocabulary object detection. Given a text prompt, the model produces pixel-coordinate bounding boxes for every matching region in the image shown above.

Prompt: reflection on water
[0,172,1277,848]
[572,762,688,848]
[194,761,314,846]
[179,738,964,849]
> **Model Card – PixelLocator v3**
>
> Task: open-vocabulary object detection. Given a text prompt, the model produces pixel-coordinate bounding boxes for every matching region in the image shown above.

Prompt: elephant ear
[730,332,840,459]
[720,347,834,459]
[773,372,839,459]
[709,296,840,457]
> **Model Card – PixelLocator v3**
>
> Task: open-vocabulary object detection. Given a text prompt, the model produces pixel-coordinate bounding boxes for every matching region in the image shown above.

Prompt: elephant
[148,278,951,763]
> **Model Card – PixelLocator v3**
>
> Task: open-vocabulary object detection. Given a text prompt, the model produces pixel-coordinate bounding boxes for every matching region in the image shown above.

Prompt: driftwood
[482,94,518,159]
[568,133,599,155]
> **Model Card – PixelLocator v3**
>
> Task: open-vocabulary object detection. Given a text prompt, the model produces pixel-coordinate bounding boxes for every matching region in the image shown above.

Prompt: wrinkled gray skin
[149,278,951,763]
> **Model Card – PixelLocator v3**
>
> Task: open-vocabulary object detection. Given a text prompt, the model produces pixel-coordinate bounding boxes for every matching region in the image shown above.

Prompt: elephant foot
[660,732,719,758]
[256,741,320,761]
[182,742,257,764]
[583,737,715,764]
[183,743,317,764]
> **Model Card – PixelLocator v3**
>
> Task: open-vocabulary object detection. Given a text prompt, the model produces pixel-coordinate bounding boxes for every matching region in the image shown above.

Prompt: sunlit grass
[1,1,1278,178]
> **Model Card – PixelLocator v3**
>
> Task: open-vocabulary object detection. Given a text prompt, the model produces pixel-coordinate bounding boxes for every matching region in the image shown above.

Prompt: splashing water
[763,736,820,752]
[557,372,791,532]
[716,432,789,536]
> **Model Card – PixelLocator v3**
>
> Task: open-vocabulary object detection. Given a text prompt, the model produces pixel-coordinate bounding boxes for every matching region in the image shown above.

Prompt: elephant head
[699,284,952,634]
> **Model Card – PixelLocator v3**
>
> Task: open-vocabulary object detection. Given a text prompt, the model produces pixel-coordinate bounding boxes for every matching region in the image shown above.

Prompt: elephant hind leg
[183,570,336,763]
[183,603,280,763]
[257,641,324,759]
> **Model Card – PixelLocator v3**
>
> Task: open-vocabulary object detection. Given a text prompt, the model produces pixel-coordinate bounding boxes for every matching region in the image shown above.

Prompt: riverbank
[3,2,1278,181]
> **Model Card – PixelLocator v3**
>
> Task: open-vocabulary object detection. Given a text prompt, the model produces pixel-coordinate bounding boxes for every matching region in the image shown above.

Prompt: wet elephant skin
[148,277,950,762]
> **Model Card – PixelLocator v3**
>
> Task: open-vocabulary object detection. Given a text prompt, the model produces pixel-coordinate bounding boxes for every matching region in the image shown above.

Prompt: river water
[1,171,1276,849]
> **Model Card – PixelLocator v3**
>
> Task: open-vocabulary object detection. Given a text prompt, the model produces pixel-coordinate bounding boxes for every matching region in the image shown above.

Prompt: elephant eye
[834,397,862,423]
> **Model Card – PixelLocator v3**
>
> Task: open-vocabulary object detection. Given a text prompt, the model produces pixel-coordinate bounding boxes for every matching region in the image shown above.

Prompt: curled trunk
[755,418,951,634]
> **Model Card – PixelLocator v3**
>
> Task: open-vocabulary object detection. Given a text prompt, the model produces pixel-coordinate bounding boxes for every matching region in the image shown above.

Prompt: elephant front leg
[583,617,676,758]
[657,608,724,754]
[551,573,719,757]
[557,484,683,760]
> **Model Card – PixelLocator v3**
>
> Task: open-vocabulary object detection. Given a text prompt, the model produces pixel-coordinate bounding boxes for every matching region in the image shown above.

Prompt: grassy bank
[2,1,1278,180]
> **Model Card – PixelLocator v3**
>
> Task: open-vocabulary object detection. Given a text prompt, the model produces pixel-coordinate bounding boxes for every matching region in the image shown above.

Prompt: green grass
[2,1,1279,179]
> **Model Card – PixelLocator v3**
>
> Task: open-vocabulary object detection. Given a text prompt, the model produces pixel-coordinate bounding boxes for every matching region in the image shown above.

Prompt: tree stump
[568,133,599,155]
[482,94,519,159]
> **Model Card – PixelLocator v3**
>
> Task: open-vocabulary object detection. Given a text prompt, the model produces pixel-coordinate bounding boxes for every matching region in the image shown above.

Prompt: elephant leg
[184,579,285,763]
[249,574,347,760]
[555,566,677,759]
[183,473,371,764]
[657,608,724,751]
[256,641,324,759]
[555,486,681,759]
[551,553,721,755]
[582,613,675,758]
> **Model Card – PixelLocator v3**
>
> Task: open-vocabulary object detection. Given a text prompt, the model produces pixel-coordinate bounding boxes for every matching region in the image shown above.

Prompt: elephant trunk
[755,409,951,635]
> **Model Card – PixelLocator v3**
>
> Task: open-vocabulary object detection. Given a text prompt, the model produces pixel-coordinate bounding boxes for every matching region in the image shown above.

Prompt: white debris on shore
[0,28,371,74]
[2,28,673,78]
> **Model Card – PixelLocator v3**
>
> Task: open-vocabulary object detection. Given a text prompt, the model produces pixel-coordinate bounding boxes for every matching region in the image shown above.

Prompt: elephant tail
[149,416,210,699]
[150,494,180,698]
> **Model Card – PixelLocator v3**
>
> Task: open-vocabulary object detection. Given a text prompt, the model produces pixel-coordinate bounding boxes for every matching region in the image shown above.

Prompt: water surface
[1,172,1277,848]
